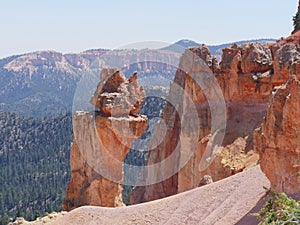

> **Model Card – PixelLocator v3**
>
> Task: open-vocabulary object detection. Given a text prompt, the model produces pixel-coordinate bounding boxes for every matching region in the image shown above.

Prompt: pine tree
[293,11,300,33]
[293,1,300,33]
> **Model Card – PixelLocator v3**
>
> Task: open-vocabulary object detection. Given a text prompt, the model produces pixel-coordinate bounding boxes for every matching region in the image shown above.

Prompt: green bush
[252,190,300,224]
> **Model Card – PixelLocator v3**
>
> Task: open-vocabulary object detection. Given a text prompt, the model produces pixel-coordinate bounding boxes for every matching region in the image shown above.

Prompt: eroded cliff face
[172,44,271,194]
[254,32,300,195]
[254,76,300,194]
[64,32,300,208]
[63,69,147,210]
[131,36,300,204]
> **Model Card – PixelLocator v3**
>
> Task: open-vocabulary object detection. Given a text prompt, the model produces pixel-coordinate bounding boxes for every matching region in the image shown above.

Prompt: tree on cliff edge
[293,1,300,33]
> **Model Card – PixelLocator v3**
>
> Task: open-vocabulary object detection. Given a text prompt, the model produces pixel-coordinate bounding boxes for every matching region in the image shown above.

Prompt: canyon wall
[254,75,300,195]
[254,32,300,195]
[64,33,300,208]
[131,34,300,204]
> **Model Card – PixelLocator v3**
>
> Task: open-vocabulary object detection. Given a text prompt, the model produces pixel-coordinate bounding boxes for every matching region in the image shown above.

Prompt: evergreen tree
[0,112,73,224]
[293,10,300,33]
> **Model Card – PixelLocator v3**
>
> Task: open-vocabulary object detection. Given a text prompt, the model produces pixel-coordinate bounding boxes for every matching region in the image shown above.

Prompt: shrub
[252,190,300,224]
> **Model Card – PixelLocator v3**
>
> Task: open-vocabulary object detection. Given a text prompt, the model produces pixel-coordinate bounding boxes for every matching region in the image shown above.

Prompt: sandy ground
[12,166,269,225]
[33,165,268,225]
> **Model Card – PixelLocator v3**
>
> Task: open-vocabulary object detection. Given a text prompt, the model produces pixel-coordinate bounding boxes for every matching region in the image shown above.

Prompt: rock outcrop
[90,68,146,116]
[253,32,300,195]
[131,35,300,204]
[130,43,273,204]
[271,34,300,85]
[198,175,213,187]
[254,75,300,195]
[63,69,147,210]
[64,33,300,209]
[189,44,220,72]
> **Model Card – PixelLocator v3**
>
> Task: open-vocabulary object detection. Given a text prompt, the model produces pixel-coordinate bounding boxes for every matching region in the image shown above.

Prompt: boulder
[90,68,146,116]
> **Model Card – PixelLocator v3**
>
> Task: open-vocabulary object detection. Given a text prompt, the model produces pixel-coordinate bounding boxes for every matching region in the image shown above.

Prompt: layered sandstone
[130,34,300,204]
[63,69,147,210]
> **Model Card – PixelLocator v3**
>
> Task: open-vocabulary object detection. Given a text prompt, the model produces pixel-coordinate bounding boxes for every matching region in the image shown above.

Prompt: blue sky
[0,0,297,58]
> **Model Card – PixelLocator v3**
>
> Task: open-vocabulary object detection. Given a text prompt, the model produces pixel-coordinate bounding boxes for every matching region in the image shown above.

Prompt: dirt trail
[49,165,269,225]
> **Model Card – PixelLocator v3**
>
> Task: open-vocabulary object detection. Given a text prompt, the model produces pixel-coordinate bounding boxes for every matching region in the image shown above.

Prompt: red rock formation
[253,32,300,195]
[130,43,275,204]
[270,35,300,85]
[63,69,147,210]
[254,75,300,194]
[189,44,220,72]
[130,31,300,204]
[64,31,300,208]
[90,68,146,116]
[217,43,273,100]
[176,43,272,193]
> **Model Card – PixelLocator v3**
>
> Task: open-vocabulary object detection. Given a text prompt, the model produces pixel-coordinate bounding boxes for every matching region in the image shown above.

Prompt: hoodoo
[63,68,148,210]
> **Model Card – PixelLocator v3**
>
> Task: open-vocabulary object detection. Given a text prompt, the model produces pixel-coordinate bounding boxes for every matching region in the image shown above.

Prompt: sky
[0,0,298,58]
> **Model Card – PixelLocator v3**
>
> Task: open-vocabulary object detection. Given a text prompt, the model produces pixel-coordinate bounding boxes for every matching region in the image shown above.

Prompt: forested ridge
[0,112,73,224]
